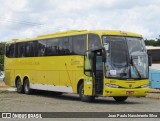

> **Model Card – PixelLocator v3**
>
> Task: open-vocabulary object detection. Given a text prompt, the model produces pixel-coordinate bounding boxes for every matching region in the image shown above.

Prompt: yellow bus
[4,30,150,102]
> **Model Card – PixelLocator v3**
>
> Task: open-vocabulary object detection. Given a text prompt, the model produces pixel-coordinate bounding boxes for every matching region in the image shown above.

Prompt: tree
[144,39,160,46]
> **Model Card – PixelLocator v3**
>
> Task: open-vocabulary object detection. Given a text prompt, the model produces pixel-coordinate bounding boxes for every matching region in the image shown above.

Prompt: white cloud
[0,0,160,42]
[3,0,28,12]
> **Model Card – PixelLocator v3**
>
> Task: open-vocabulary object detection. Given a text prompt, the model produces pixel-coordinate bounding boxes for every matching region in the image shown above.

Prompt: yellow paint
[4,30,148,97]
[103,79,149,97]
[84,78,93,96]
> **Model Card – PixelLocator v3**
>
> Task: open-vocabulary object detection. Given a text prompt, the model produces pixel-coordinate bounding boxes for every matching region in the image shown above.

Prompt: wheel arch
[77,79,84,94]
[15,75,22,87]
[23,76,30,85]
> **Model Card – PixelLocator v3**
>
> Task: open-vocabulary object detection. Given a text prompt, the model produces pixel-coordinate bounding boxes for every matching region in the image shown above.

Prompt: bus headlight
[106,83,119,88]
[141,84,148,88]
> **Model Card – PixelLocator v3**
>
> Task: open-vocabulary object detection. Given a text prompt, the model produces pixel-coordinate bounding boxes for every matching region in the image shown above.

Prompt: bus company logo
[2,113,11,118]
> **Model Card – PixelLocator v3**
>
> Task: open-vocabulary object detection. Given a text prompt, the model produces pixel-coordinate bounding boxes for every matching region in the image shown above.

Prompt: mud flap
[84,78,93,96]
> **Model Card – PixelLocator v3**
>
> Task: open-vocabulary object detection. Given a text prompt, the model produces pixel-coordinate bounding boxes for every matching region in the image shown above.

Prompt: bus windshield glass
[103,36,148,79]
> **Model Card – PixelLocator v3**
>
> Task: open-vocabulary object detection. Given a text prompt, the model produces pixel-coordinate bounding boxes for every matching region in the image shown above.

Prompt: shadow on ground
[27,90,142,105]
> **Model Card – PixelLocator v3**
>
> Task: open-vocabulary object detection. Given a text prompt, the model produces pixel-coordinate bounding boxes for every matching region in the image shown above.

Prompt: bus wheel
[79,83,95,102]
[113,96,128,102]
[16,78,23,93]
[24,78,33,94]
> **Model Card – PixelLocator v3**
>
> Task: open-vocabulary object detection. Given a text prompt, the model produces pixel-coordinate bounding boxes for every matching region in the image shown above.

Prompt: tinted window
[25,41,38,57]
[88,34,101,50]
[38,40,46,56]
[45,38,59,56]
[59,37,72,55]
[6,44,15,58]
[8,35,87,58]
[72,35,86,55]
[16,43,25,57]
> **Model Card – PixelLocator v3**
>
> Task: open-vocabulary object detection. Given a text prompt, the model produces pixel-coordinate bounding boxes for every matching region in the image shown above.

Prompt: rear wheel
[79,83,95,102]
[24,78,33,94]
[113,96,128,102]
[16,78,23,93]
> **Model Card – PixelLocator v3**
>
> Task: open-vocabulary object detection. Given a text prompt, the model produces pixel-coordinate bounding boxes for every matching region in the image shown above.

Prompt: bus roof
[6,30,142,44]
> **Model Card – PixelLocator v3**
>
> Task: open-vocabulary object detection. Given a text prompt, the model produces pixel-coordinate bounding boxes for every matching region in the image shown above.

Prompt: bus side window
[59,37,72,55]
[6,45,10,57]
[88,34,101,50]
[6,44,15,58]
[45,38,59,56]
[25,41,38,57]
[38,40,46,56]
[16,43,25,57]
[72,35,86,55]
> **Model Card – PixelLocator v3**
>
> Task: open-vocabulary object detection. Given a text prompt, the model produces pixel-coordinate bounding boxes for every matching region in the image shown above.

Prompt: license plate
[126,91,134,95]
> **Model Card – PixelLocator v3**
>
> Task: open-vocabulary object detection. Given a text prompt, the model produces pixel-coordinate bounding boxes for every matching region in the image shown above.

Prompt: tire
[16,78,24,93]
[79,83,95,102]
[24,78,33,94]
[113,96,128,102]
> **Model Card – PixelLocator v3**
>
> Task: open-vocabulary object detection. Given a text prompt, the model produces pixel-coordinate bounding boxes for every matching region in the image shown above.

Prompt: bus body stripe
[30,84,73,93]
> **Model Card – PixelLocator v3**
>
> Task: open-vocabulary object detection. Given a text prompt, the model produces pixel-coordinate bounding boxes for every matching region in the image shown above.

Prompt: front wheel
[24,78,33,94]
[113,96,128,102]
[79,83,95,102]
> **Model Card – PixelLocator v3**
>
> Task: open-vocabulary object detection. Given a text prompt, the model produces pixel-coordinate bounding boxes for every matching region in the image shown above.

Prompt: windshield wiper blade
[130,56,142,79]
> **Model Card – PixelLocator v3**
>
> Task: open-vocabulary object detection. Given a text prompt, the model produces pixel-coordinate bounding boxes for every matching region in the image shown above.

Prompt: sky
[0,0,160,42]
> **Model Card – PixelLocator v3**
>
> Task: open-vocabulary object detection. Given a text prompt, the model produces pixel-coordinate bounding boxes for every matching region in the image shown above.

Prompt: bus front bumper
[103,88,148,97]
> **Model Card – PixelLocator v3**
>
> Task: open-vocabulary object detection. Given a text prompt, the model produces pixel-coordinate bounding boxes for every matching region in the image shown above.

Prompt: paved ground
[0,81,160,121]
[0,90,160,112]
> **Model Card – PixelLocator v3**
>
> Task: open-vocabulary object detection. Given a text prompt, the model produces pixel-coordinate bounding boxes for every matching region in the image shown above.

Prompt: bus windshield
[103,36,148,79]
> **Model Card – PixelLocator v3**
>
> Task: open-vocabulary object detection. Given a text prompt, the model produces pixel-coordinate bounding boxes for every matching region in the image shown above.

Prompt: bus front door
[84,50,103,96]
[92,51,103,95]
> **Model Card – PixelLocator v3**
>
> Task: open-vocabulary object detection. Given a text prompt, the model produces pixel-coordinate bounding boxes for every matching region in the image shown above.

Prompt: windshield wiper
[130,56,142,79]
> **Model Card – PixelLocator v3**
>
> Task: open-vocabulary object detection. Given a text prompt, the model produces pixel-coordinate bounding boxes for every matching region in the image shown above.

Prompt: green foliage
[0,42,5,55]
[0,56,4,65]
[145,39,160,46]
[0,55,4,65]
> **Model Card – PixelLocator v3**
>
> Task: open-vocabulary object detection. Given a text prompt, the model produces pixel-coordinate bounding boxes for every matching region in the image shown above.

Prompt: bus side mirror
[148,55,152,66]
